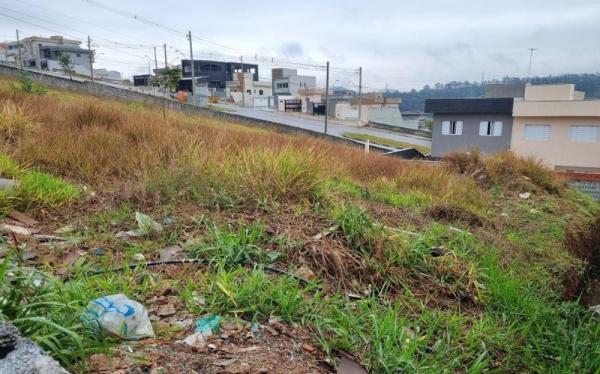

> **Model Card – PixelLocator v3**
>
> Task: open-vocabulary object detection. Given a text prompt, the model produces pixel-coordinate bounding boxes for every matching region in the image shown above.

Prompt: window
[276,82,289,89]
[259,90,264,95]
[247,89,251,95]
[442,120,463,135]
[525,125,551,141]
[76,53,81,57]
[570,125,598,143]
[479,121,503,136]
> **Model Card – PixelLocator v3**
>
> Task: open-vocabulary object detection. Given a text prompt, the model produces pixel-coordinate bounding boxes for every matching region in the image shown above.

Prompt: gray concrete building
[424,98,515,157]
[272,68,316,101]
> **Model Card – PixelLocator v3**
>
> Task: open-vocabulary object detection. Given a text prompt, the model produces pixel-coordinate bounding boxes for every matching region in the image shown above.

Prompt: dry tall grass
[0,78,565,210]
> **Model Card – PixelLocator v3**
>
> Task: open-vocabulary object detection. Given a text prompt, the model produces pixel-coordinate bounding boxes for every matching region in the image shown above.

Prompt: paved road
[217,105,432,148]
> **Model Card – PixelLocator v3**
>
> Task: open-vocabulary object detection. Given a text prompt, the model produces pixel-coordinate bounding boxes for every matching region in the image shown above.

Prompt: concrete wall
[431,113,513,157]
[511,117,600,171]
[368,106,404,127]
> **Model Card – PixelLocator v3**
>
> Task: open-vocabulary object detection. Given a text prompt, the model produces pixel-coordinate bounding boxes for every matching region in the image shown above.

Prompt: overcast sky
[1,0,599,91]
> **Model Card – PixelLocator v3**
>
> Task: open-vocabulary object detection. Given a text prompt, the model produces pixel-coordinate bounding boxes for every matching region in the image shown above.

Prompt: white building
[226,72,273,108]
[4,35,94,77]
[272,68,316,101]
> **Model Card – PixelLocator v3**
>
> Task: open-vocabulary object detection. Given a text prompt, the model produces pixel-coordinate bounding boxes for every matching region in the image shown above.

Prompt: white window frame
[479,121,503,137]
[570,125,599,143]
[442,120,463,136]
[524,124,551,141]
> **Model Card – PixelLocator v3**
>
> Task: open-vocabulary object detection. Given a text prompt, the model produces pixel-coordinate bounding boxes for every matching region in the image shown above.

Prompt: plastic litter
[195,315,221,336]
[519,192,531,199]
[83,294,155,340]
[135,212,163,236]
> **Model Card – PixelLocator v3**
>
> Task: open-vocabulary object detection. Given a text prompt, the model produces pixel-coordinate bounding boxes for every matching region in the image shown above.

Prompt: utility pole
[87,36,94,82]
[527,48,537,82]
[16,29,23,70]
[187,31,196,100]
[163,43,168,69]
[324,61,330,134]
[358,67,363,126]
[153,46,158,72]
[240,56,245,107]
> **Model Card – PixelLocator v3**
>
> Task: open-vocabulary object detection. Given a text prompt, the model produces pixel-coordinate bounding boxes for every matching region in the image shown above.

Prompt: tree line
[385,73,600,112]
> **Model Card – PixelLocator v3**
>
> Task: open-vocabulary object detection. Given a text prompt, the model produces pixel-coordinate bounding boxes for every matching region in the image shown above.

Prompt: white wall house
[226,72,273,108]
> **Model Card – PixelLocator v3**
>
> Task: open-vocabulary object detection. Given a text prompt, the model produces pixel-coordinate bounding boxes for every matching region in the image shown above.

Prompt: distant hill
[385,73,600,112]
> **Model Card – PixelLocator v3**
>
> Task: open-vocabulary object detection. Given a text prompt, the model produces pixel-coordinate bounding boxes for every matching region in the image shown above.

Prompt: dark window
[247,89,251,95]
[76,53,81,57]
[259,90,263,95]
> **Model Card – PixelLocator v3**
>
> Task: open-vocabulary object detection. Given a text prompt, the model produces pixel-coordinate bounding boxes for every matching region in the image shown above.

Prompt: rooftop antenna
[527,48,537,83]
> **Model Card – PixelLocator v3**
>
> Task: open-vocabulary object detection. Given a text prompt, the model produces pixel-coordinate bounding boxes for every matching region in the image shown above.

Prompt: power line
[76,0,357,72]
[14,0,154,48]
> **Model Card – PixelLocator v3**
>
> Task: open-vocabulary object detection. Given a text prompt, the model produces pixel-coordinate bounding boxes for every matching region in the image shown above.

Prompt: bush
[8,72,47,95]
[70,101,122,129]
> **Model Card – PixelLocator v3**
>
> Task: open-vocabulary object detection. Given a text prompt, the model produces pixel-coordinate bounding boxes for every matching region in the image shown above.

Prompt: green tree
[58,52,75,79]
[159,67,182,93]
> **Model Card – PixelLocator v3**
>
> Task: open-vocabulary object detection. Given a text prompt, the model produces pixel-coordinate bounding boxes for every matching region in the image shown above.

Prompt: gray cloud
[0,0,598,90]
[278,42,304,58]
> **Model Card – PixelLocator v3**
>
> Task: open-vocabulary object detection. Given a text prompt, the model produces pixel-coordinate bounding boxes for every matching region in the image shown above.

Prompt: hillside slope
[0,74,599,373]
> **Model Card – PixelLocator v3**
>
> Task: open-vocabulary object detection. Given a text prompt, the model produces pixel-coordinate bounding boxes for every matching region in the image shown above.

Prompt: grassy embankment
[0,74,599,373]
[342,132,432,154]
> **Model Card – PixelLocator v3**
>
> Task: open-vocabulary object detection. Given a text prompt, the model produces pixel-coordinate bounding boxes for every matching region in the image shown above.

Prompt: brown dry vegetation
[1,76,599,373]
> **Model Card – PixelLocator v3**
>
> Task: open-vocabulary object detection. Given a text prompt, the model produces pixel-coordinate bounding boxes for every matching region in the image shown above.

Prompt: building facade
[180,60,258,92]
[272,68,316,101]
[425,98,515,157]
[511,84,600,172]
[4,36,93,76]
[225,72,273,108]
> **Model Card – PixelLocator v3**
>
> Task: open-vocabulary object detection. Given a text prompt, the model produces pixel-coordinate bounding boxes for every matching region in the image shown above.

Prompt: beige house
[225,72,273,108]
[511,84,600,172]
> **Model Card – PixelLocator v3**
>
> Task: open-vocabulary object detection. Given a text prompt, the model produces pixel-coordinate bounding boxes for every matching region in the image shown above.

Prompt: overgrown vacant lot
[0,75,599,373]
